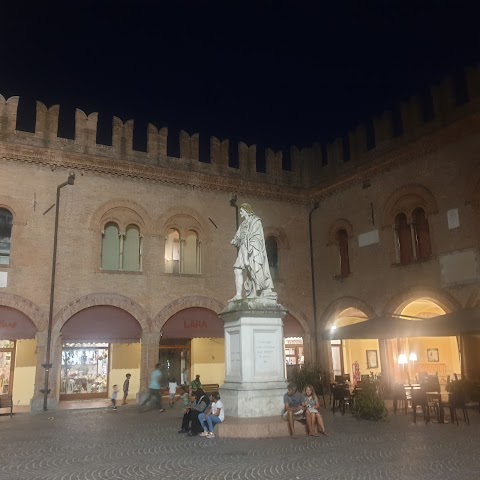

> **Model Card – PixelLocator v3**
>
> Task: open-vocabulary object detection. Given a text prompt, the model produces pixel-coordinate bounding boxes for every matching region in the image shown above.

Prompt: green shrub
[352,383,388,421]
[290,364,326,394]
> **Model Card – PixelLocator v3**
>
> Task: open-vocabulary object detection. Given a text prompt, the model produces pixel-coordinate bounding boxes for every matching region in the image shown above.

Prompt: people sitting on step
[303,384,327,436]
[283,383,305,439]
[198,392,225,438]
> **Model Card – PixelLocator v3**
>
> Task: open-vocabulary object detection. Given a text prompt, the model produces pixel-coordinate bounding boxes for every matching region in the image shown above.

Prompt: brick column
[139,332,161,392]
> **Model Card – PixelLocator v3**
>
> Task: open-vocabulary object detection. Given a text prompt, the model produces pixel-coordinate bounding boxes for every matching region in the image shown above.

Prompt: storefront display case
[60,343,109,399]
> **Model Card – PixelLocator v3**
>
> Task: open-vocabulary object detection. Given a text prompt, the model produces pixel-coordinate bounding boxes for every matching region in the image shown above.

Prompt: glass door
[0,340,15,395]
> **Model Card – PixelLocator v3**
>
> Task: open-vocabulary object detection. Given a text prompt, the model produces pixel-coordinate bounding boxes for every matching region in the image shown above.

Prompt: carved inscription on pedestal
[254,332,276,376]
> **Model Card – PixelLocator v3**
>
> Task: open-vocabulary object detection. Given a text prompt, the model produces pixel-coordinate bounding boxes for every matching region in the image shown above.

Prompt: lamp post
[41,173,75,411]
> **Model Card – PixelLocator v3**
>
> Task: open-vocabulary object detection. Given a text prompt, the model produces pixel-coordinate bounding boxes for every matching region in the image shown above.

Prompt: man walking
[139,363,165,412]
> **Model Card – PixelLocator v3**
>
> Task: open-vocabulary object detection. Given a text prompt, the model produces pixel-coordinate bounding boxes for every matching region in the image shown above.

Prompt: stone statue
[230,203,277,302]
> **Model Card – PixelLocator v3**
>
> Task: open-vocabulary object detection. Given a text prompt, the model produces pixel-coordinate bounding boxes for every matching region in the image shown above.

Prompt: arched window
[101,223,142,271]
[101,223,120,270]
[165,229,180,274]
[395,213,414,264]
[336,229,350,277]
[0,208,13,266]
[412,207,431,260]
[266,236,279,280]
[123,224,142,271]
[165,229,201,275]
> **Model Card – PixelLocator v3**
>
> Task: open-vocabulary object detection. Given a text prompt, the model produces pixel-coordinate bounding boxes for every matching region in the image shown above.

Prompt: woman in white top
[199,393,225,438]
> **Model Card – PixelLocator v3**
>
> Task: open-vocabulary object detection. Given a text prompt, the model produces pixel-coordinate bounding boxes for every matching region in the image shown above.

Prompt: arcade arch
[0,294,42,406]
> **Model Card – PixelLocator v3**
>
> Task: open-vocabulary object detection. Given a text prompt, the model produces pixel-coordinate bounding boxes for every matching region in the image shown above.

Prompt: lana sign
[184,320,208,329]
[161,308,225,339]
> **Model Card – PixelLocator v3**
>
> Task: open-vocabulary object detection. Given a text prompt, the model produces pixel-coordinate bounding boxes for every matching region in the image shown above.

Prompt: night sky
[1,1,479,154]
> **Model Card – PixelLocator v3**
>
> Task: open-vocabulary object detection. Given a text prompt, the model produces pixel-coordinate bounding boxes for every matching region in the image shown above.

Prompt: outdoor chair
[411,388,430,424]
[443,392,470,426]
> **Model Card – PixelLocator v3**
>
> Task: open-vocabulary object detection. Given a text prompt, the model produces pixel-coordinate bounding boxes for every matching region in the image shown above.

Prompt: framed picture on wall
[427,348,439,362]
[366,350,378,369]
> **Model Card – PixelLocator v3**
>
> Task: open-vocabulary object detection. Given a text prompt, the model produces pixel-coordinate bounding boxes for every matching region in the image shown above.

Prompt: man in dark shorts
[283,383,305,439]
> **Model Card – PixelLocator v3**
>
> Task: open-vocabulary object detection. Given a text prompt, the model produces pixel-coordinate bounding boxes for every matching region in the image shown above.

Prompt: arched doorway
[59,306,142,400]
[283,313,306,379]
[160,307,224,386]
[0,306,37,405]
[386,298,461,385]
[330,307,381,384]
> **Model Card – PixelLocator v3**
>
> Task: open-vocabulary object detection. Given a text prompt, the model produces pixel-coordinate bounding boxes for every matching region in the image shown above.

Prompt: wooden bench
[0,394,13,417]
[202,384,220,395]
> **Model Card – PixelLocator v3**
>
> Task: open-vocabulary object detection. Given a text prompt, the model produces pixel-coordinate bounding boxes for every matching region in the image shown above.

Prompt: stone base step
[215,415,308,438]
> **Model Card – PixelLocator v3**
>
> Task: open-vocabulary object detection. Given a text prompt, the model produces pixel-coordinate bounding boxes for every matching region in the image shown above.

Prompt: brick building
[1,65,480,410]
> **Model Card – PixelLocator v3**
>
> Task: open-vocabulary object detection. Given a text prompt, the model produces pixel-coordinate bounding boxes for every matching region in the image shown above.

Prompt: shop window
[336,229,350,276]
[413,207,432,260]
[101,222,142,271]
[266,236,279,280]
[0,340,15,395]
[285,337,304,380]
[60,343,109,399]
[165,229,201,275]
[0,208,13,266]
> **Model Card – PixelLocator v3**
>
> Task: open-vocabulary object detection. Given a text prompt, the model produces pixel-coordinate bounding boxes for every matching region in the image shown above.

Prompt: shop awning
[0,306,37,340]
[161,307,224,339]
[61,306,142,343]
[322,308,480,340]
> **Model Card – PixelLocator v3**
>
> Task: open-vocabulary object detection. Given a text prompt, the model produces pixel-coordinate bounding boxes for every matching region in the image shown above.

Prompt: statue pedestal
[219,299,287,418]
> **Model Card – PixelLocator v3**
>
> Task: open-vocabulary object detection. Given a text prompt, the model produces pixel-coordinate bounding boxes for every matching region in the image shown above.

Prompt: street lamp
[41,173,75,411]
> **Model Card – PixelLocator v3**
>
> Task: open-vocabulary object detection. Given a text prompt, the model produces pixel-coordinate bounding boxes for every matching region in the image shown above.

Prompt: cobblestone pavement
[1,404,479,480]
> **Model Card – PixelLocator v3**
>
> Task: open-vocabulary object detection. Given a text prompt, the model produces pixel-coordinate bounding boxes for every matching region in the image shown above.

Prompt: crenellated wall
[1,63,480,192]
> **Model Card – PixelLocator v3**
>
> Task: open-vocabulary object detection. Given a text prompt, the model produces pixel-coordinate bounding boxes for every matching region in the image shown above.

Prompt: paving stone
[0,404,479,480]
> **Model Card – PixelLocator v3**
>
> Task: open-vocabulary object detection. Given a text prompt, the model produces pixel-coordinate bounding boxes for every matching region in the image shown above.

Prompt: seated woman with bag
[179,388,210,436]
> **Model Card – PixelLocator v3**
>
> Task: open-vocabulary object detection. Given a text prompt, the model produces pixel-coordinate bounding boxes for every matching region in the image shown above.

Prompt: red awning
[161,307,224,339]
[284,313,304,337]
[61,306,142,343]
[0,306,37,340]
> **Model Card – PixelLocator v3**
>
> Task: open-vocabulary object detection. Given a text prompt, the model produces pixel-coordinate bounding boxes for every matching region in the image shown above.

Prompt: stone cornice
[0,142,309,205]
[307,111,480,202]
[2,108,480,207]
